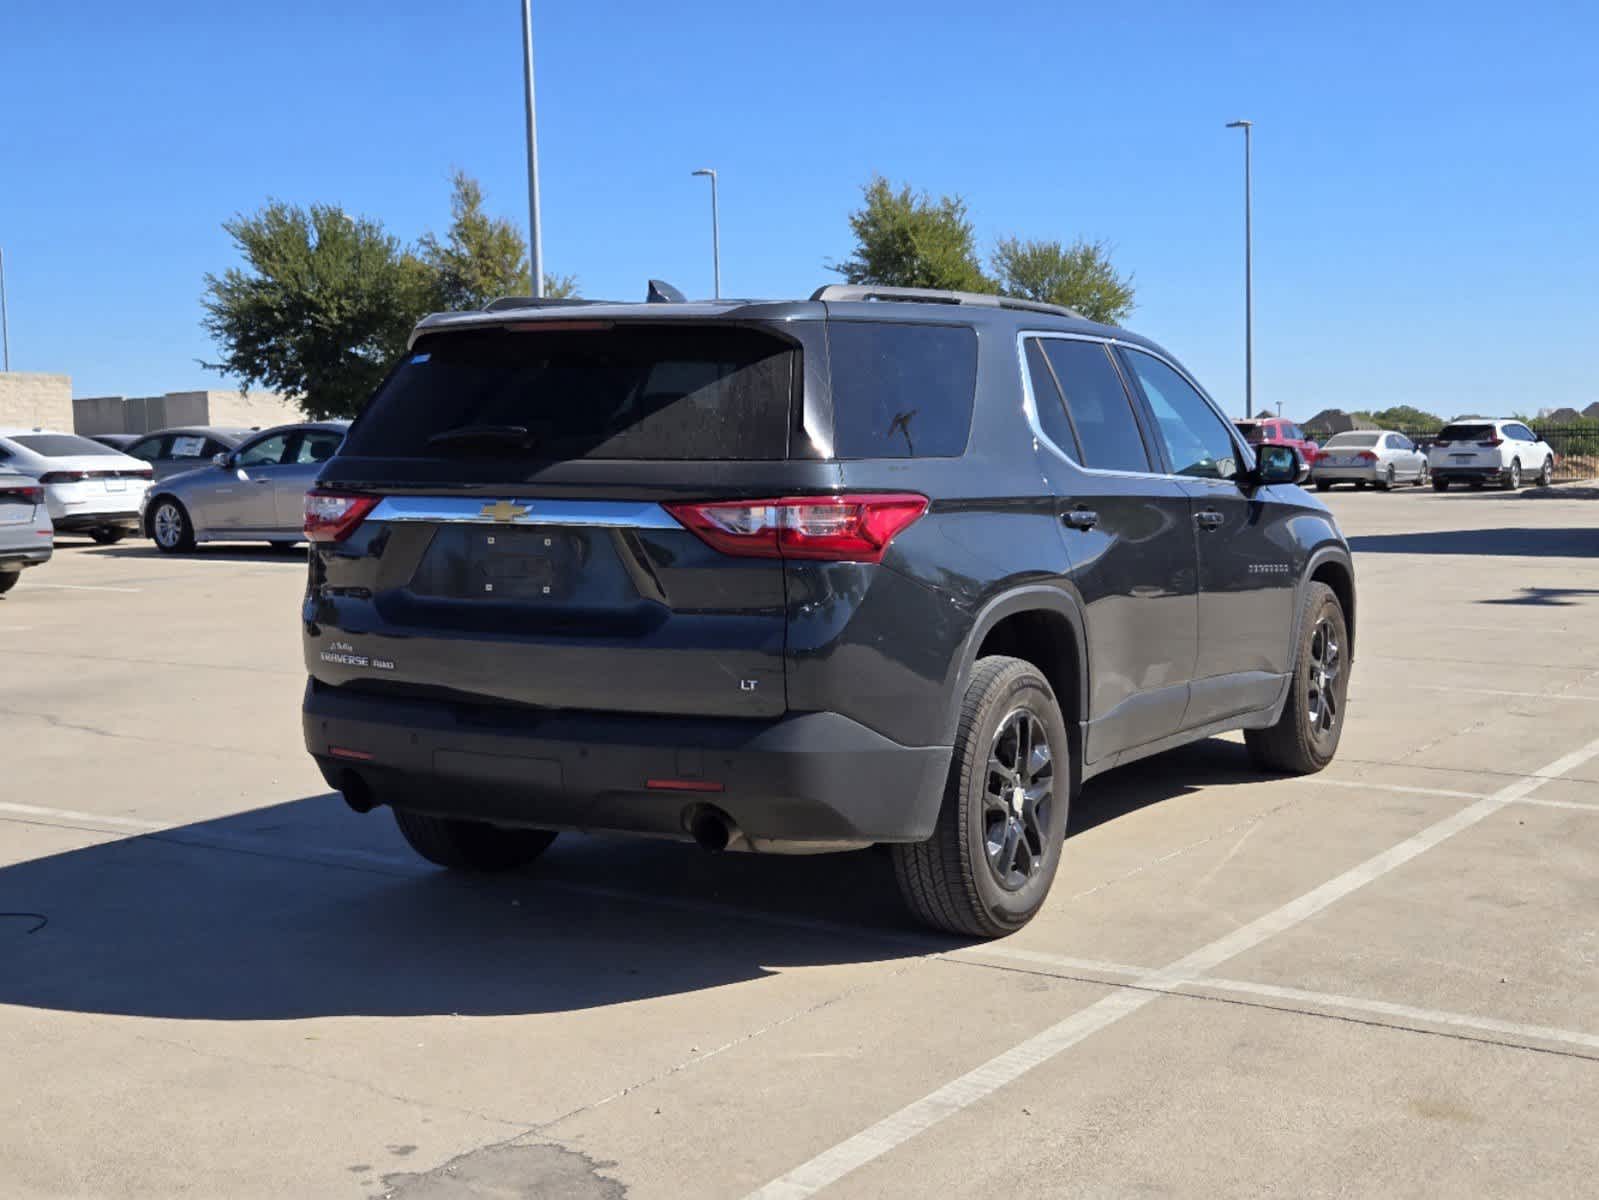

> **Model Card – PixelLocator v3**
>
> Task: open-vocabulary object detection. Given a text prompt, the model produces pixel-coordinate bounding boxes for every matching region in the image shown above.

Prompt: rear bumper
[1309,466,1379,482]
[51,510,141,534]
[0,544,51,568]
[1430,466,1506,482]
[302,681,951,851]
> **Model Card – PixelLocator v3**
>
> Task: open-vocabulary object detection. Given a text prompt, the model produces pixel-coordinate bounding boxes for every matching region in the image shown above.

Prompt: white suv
[1428,419,1555,491]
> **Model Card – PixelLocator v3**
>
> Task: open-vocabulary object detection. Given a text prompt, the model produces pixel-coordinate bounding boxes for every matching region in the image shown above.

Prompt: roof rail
[483,296,604,312]
[810,284,1085,321]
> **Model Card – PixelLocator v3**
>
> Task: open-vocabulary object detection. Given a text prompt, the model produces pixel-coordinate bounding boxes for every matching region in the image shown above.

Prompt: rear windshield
[1325,433,1380,447]
[1436,424,1496,443]
[828,322,977,458]
[9,434,123,457]
[1233,422,1265,441]
[341,324,797,461]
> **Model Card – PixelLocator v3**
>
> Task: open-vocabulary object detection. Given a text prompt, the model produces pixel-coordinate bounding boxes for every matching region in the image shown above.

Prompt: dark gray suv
[300,285,1355,936]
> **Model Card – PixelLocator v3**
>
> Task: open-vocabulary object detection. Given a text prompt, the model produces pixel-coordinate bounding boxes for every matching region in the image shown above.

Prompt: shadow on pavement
[81,541,304,564]
[1479,587,1599,607]
[1347,527,1597,557]
[0,738,1261,1022]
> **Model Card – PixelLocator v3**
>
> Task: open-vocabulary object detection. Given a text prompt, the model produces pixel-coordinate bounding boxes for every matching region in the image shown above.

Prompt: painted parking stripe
[747,732,1599,1200]
[29,583,142,593]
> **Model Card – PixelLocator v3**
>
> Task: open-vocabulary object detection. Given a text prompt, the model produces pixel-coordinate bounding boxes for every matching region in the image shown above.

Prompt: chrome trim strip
[367,496,681,530]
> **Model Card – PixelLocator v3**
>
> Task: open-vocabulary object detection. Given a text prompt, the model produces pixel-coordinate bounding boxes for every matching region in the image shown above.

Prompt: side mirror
[1253,443,1304,487]
[212,452,231,468]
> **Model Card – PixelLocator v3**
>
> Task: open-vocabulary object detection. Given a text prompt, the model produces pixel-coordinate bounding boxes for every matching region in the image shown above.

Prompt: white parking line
[1399,683,1599,703]
[28,583,142,593]
[1306,778,1486,801]
[0,801,168,831]
[747,732,1599,1200]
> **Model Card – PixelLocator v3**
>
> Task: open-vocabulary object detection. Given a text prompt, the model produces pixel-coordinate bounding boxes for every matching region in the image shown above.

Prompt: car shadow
[78,541,304,564]
[0,741,1256,1022]
[1479,587,1599,607]
[1347,527,1598,557]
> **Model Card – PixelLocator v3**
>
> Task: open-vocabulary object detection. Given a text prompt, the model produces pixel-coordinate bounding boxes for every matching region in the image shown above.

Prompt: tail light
[129,467,154,480]
[304,490,380,542]
[39,471,88,484]
[1478,437,1503,448]
[0,484,44,503]
[665,494,929,563]
[1356,451,1378,462]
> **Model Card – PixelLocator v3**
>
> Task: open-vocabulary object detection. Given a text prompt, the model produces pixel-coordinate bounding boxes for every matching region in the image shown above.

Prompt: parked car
[299,284,1356,938]
[0,470,53,593]
[1309,431,1429,491]
[88,433,141,452]
[1234,416,1321,467]
[141,421,349,552]
[121,426,254,481]
[1427,419,1556,490]
[0,429,152,543]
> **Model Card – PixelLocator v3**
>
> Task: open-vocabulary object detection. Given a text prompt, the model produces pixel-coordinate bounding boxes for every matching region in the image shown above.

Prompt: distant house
[1303,408,1376,436]
[1541,407,1584,424]
[1583,402,1599,420]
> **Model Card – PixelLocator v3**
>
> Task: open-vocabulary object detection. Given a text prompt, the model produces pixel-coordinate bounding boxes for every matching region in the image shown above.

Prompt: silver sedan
[141,421,349,552]
[0,470,53,594]
[1310,430,1429,491]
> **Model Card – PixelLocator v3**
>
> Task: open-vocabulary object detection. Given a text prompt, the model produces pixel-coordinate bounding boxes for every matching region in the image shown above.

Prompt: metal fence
[1308,423,1599,484]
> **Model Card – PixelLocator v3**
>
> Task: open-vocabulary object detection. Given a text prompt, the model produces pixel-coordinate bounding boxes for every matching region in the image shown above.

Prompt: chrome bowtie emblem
[480,500,530,523]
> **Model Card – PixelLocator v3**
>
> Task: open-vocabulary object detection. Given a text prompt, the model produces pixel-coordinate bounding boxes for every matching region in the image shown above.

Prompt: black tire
[1469,480,1484,490]
[1432,477,1449,491]
[1539,458,1554,487]
[1314,481,1331,492]
[267,541,303,554]
[149,497,196,553]
[1376,465,1395,491]
[891,656,1070,938]
[1354,481,1368,490]
[0,571,18,595]
[1502,459,1521,491]
[90,528,127,545]
[1245,582,1348,775]
[392,808,557,872]
[1416,463,1430,487]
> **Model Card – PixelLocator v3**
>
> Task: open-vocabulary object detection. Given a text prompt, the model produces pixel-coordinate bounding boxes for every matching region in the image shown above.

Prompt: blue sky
[3,0,1595,418]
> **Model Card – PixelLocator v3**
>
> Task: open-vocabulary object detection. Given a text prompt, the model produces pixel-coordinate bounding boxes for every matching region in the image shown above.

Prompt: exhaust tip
[688,806,733,853]
[339,769,380,814]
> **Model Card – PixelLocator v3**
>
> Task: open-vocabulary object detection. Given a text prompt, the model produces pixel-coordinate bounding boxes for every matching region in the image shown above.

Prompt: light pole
[520,0,544,298]
[692,168,721,299]
[1226,119,1254,418]
[0,247,10,372]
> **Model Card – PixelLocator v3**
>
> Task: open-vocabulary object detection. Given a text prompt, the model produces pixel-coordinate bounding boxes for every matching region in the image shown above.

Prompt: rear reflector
[646,778,724,793]
[665,494,928,563]
[304,491,380,542]
[328,746,375,762]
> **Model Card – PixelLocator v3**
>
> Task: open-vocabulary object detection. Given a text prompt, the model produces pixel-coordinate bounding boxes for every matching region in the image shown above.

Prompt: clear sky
[3,0,1595,419]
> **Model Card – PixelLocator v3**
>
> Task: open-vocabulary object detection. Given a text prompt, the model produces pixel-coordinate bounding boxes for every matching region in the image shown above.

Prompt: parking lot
[3,486,1596,1199]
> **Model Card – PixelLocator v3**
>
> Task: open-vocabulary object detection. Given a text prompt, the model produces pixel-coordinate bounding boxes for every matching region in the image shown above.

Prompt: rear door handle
[1062,509,1099,531]
[1195,510,1224,530]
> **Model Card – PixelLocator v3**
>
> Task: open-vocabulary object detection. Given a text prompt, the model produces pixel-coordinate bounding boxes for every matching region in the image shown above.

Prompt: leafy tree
[420,170,533,310]
[831,177,993,293]
[991,236,1135,325]
[201,202,432,419]
[542,272,580,300]
[1368,404,1443,429]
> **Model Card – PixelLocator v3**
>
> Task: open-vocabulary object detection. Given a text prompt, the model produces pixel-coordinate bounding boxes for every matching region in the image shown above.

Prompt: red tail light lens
[38,471,88,484]
[1357,451,1378,462]
[304,491,379,542]
[665,494,929,563]
[1478,438,1503,448]
[0,485,44,503]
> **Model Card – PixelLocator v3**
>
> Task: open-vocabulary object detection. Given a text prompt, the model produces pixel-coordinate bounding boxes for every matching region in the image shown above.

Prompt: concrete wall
[0,373,74,431]
[72,389,302,435]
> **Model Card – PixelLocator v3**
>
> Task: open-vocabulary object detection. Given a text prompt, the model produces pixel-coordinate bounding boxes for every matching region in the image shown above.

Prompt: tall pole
[0,247,10,372]
[1226,119,1254,418]
[693,168,721,298]
[520,0,544,298]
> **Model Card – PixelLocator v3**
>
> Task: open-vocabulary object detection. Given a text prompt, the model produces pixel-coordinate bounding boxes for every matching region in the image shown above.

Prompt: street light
[1225,119,1254,419]
[520,0,544,298]
[0,247,10,372]
[692,168,721,299]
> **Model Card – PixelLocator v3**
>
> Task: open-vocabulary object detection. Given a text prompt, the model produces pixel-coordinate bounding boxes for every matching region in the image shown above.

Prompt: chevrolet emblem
[480,500,530,523]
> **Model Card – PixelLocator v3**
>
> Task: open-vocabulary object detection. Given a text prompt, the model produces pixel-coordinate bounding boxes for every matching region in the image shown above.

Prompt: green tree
[201,202,432,419]
[831,177,993,293]
[1369,404,1443,429]
[420,171,581,307]
[991,236,1135,325]
[542,272,581,300]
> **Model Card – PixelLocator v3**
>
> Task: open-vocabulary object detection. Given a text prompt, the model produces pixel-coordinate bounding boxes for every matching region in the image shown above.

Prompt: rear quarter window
[9,434,123,457]
[827,321,977,459]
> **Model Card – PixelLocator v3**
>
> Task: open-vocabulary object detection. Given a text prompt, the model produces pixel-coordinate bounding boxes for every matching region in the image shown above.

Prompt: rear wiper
[425,424,537,452]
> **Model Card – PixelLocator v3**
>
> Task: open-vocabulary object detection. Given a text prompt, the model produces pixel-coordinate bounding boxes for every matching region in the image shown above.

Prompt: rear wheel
[1502,459,1521,491]
[1354,481,1368,490]
[392,808,557,872]
[1314,481,1331,492]
[0,572,18,595]
[891,656,1070,938]
[1539,458,1554,487]
[1376,465,1396,491]
[1432,477,1449,491]
[90,528,127,545]
[1246,582,1348,775]
[267,541,303,554]
[1416,463,1430,487]
[150,498,195,553]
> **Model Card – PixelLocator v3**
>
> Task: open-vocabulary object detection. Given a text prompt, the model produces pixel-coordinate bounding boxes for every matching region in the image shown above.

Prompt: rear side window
[9,434,122,457]
[828,322,976,458]
[1436,424,1496,444]
[1024,339,1080,456]
[343,324,797,461]
[1040,339,1150,473]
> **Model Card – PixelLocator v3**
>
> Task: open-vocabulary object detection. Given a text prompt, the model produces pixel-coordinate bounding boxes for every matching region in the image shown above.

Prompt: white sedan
[0,429,153,544]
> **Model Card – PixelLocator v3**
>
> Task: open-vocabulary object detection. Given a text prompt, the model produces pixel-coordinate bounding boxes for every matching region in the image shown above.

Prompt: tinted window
[829,322,976,458]
[1325,433,1380,448]
[1286,424,1305,441]
[1436,424,1496,444]
[344,325,796,461]
[295,430,344,464]
[1234,421,1264,443]
[10,434,123,458]
[1507,424,1536,442]
[127,436,168,461]
[1024,339,1080,457]
[236,433,292,467]
[1041,340,1150,472]
[1122,350,1240,480]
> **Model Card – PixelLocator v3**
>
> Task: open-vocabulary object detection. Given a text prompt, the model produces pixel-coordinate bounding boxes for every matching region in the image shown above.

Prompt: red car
[1234,417,1320,467]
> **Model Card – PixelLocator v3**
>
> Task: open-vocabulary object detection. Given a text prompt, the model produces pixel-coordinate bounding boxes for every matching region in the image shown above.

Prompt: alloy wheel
[153,503,183,549]
[983,708,1055,891]
[1306,616,1342,739]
